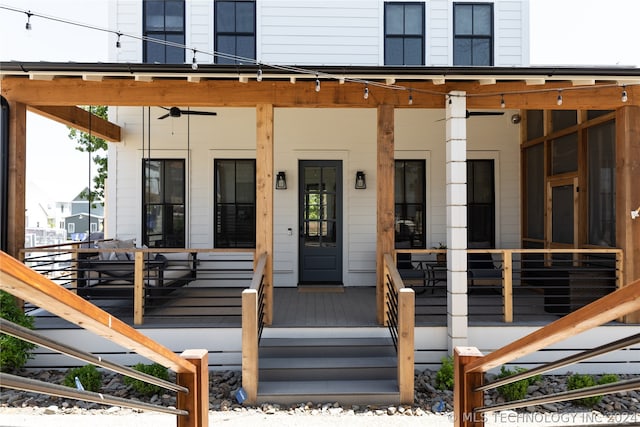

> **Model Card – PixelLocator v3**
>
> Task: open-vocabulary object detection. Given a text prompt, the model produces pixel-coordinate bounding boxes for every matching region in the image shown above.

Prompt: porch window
[214,159,256,248]
[467,160,495,247]
[453,3,493,66]
[384,2,425,65]
[587,121,616,247]
[143,159,185,248]
[215,0,256,65]
[395,160,425,248]
[143,0,185,64]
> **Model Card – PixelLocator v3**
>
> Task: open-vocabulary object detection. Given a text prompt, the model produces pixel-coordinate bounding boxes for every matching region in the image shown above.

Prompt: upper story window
[453,3,493,66]
[143,0,185,64]
[384,2,425,65]
[215,0,256,65]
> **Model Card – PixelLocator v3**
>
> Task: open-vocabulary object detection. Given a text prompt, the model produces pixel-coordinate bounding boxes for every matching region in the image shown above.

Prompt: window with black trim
[215,0,256,65]
[214,159,256,248]
[143,159,185,248]
[453,3,493,66]
[143,0,185,64]
[384,2,425,65]
[467,160,495,247]
[395,160,426,248]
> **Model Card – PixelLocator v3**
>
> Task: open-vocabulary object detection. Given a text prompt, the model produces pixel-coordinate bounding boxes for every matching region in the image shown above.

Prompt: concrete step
[259,356,397,381]
[259,337,396,357]
[257,379,400,406]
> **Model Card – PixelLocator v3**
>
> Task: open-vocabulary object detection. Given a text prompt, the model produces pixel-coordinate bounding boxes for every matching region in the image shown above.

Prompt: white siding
[495,0,530,66]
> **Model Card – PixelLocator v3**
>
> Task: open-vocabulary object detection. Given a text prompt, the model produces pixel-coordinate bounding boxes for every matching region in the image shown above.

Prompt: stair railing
[383,253,415,404]
[241,252,268,405]
[454,277,640,427]
[0,250,208,427]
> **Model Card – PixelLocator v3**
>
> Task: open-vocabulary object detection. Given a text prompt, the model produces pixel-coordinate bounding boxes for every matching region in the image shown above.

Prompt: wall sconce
[632,206,640,220]
[275,171,287,190]
[355,171,366,189]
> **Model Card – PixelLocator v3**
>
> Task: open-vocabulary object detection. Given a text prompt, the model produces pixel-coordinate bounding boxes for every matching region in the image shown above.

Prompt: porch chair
[467,243,502,289]
[396,252,428,295]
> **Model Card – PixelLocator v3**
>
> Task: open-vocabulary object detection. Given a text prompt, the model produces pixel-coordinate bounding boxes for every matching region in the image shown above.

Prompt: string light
[116,32,121,48]
[315,75,320,92]
[500,94,505,108]
[363,84,369,100]
[556,91,563,106]
[408,90,413,105]
[622,86,628,103]
[191,49,198,70]
[25,11,32,30]
[256,65,263,82]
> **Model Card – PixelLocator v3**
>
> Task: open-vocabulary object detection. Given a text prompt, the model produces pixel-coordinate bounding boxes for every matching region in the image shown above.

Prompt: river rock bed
[1,369,639,417]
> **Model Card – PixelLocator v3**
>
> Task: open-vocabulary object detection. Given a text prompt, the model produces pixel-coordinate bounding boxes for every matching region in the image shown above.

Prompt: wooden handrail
[241,252,268,405]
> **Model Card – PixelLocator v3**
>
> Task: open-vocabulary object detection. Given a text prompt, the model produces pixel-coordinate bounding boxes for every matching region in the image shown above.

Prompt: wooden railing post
[398,287,415,404]
[133,251,144,325]
[502,250,513,323]
[241,289,258,404]
[454,346,485,427]
[177,349,209,427]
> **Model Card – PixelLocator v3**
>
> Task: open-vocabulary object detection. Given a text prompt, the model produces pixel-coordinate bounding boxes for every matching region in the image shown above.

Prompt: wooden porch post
[256,104,274,325]
[377,105,395,324]
[616,105,640,323]
[6,101,26,258]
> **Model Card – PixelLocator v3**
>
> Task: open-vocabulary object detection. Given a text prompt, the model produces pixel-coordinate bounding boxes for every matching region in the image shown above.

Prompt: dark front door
[299,160,343,284]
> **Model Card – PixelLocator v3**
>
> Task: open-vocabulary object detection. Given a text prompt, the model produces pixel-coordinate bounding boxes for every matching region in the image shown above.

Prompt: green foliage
[123,363,169,396]
[68,105,108,205]
[64,365,103,392]
[496,366,540,402]
[568,373,619,407]
[0,291,36,372]
[435,356,454,391]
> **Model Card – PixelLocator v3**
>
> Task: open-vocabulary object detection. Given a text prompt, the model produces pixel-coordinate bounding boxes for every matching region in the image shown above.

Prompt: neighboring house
[1,0,640,385]
[65,187,104,239]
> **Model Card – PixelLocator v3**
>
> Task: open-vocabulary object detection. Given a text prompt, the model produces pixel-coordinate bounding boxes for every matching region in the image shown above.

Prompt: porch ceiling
[2,62,639,111]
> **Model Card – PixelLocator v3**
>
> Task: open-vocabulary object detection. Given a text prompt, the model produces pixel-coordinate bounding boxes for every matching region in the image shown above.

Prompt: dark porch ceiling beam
[1,77,637,110]
[28,106,121,142]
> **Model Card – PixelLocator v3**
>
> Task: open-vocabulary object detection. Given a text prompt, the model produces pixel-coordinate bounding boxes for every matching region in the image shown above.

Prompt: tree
[68,106,108,206]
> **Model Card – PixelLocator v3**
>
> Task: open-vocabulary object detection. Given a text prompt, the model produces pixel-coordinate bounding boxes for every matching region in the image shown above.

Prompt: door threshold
[297,284,345,293]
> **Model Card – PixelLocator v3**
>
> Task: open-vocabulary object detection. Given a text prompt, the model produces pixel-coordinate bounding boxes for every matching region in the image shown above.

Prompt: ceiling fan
[158,106,217,120]
[436,110,505,122]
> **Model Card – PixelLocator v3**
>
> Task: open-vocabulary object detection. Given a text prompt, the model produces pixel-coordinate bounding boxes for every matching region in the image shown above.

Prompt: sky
[1,0,639,202]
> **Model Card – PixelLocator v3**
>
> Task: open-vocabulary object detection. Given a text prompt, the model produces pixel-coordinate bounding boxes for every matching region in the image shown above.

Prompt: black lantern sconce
[355,171,366,189]
[275,171,287,190]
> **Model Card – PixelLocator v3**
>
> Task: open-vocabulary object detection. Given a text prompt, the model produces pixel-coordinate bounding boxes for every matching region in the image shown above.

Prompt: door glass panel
[303,166,337,248]
[552,185,574,244]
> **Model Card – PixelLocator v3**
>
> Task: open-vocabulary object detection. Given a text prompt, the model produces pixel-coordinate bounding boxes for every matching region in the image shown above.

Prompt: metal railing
[382,253,415,404]
[0,250,209,426]
[241,252,268,405]
[453,277,640,427]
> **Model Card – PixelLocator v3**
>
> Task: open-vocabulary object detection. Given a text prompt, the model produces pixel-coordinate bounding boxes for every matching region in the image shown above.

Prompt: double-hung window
[214,159,256,248]
[395,160,426,248]
[143,0,185,64]
[143,159,185,248]
[215,0,256,65]
[384,2,425,66]
[453,3,493,66]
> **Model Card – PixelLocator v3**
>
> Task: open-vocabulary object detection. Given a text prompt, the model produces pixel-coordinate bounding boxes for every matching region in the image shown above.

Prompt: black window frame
[143,0,185,64]
[384,2,425,66]
[142,158,186,248]
[214,0,256,65]
[214,159,256,248]
[453,2,494,66]
[467,159,496,248]
[394,159,426,249]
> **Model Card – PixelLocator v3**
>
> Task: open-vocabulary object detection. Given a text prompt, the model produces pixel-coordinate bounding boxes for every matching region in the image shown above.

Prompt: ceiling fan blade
[466,110,505,117]
[182,110,217,116]
[157,113,171,119]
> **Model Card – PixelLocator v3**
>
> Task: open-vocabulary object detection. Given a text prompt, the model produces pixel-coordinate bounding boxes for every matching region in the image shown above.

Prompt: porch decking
[30,284,565,329]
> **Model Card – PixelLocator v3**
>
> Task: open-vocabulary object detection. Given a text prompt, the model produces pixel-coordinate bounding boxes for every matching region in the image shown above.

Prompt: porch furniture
[396,253,428,295]
[467,252,502,286]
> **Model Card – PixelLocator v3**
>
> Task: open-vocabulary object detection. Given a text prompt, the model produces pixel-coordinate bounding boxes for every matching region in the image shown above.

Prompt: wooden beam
[616,105,640,323]
[256,104,273,325]
[0,251,197,374]
[376,105,395,324]
[7,101,26,259]
[28,105,121,142]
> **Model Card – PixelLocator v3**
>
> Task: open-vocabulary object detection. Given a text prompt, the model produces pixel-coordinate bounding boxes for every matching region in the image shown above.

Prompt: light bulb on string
[191,49,198,70]
[363,84,369,100]
[116,33,121,48]
[257,66,263,82]
[315,75,321,92]
[25,11,32,30]
[500,94,505,109]
[408,90,413,105]
[556,91,563,106]
[621,86,628,103]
